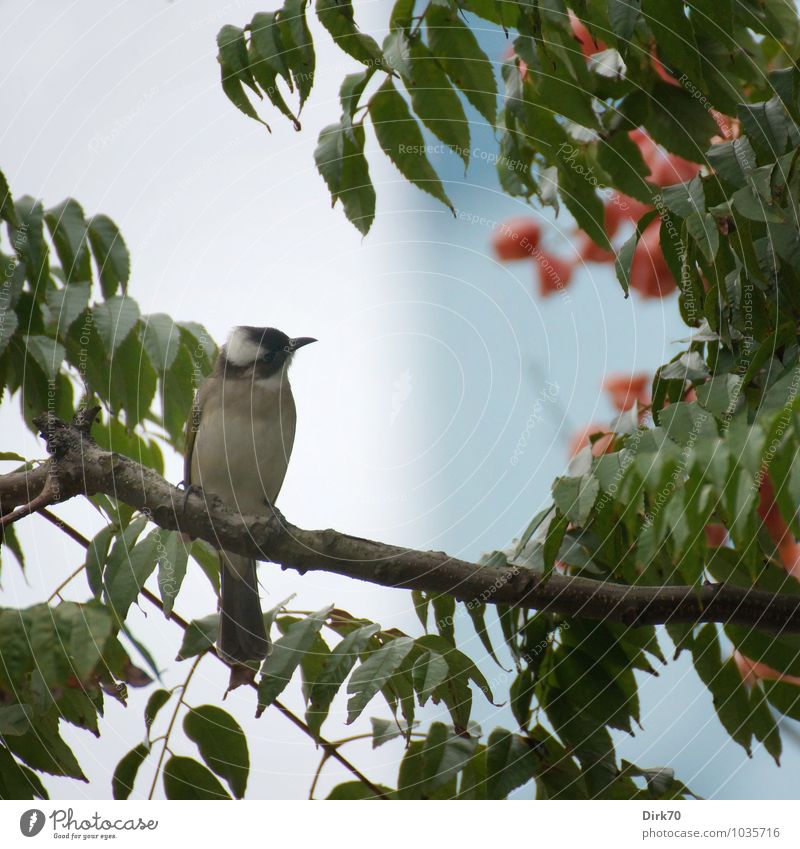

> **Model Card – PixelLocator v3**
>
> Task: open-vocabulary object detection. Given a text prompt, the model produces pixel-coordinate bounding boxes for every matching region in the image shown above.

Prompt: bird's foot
[178,480,204,515]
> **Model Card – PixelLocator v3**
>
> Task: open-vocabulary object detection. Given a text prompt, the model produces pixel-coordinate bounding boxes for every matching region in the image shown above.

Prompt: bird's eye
[262,351,275,363]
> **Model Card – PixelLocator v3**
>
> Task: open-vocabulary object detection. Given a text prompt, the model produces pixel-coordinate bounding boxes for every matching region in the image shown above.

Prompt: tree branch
[3,413,800,634]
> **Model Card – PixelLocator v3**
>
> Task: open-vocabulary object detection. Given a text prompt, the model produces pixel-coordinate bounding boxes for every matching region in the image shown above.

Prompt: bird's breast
[190,376,297,513]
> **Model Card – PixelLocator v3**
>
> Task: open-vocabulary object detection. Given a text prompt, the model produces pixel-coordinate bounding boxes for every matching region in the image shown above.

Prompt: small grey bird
[184,326,316,664]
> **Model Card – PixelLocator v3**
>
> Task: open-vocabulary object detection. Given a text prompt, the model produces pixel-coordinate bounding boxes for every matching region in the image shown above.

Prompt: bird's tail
[218,553,270,664]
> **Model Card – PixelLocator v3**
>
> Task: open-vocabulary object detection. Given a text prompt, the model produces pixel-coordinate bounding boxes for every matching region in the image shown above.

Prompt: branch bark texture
[2,413,800,634]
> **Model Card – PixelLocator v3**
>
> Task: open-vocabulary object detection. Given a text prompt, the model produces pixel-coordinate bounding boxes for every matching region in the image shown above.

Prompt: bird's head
[223,326,317,379]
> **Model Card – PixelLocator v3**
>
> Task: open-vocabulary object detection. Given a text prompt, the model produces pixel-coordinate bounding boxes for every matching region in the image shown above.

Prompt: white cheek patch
[225,328,261,366]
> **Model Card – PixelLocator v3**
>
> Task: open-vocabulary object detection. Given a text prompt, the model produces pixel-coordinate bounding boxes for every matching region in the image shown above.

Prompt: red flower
[603,373,650,412]
[491,218,542,261]
[535,251,574,297]
[704,524,728,547]
[569,10,606,57]
[568,423,614,457]
[734,652,800,687]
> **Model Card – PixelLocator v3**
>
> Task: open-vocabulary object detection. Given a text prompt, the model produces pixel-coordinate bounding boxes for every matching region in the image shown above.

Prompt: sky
[1,0,798,800]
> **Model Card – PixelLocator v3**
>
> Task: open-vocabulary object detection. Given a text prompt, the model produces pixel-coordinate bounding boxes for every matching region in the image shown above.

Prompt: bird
[184,326,317,665]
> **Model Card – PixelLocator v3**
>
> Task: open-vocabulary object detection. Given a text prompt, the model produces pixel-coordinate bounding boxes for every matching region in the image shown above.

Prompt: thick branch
[3,413,800,634]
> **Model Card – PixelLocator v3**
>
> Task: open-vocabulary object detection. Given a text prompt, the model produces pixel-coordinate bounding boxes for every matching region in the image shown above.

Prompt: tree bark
[2,413,800,633]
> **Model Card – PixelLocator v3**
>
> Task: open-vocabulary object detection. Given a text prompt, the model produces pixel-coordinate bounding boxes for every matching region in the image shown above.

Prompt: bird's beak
[288,337,317,352]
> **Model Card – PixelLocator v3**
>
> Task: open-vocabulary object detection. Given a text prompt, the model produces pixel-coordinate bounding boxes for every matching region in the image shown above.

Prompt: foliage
[2,0,800,800]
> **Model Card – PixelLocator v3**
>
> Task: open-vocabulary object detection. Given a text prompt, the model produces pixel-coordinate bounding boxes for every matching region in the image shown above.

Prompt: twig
[148,654,202,799]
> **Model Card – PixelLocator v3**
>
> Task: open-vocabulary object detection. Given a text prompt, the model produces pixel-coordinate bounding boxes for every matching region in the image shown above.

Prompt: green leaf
[385,31,470,165]
[314,120,376,235]
[316,0,385,69]
[0,704,34,736]
[144,689,171,736]
[184,705,249,799]
[420,722,478,792]
[643,82,719,162]
[4,710,86,781]
[155,530,189,618]
[278,0,316,109]
[112,743,149,800]
[217,25,259,93]
[485,729,538,799]
[162,756,231,799]
[44,198,92,283]
[0,308,18,357]
[706,137,756,187]
[258,605,333,710]
[45,281,90,339]
[411,649,449,705]
[615,209,658,295]
[249,12,292,84]
[464,602,503,667]
[369,78,454,211]
[247,17,301,130]
[608,0,641,47]
[749,685,781,766]
[176,613,219,661]
[65,602,114,680]
[22,334,65,380]
[347,636,414,724]
[738,97,792,159]
[307,623,380,733]
[92,295,140,352]
[0,167,17,225]
[371,716,415,748]
[11,195,48,284]
[552,474,599,525]
[103,527,160,624]
[326,780,390,799]
[543,510,568,576]
[141,313,180,372]
[642,0,703,84]
[691,624,753,755]
[426,5,497,124]
[87,215,130,297]
[0,745,49,800]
